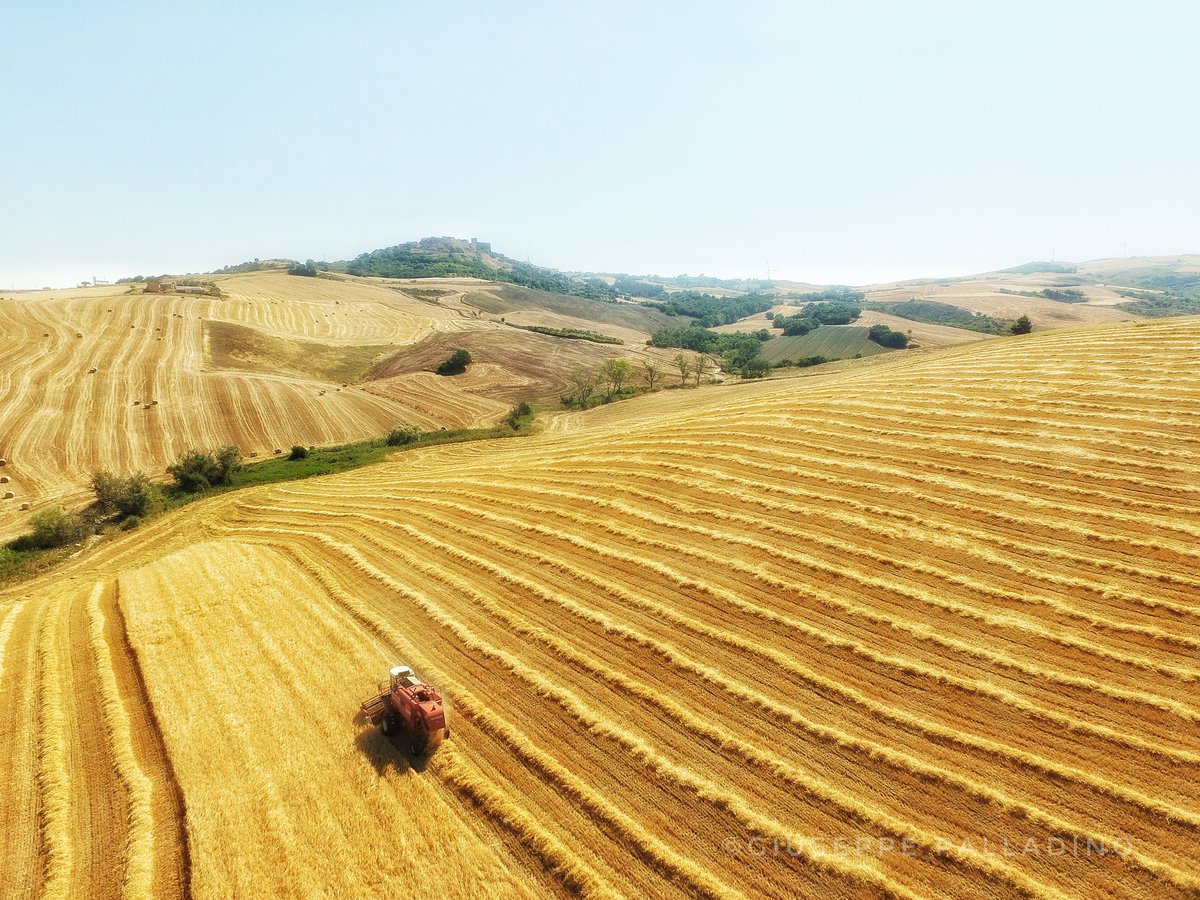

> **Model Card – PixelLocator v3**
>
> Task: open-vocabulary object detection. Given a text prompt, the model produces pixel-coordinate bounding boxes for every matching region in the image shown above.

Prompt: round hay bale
[20,502,30,511]
[88,367,98,374]
[0,458,6,467]
[76,332,83,338]
[0,475,8,483]
[43,332,50,338]
[151,399,159,406]
[3,491,13,500]
[273,448,282,455]
[143,403,152,409]
[249,450,259,458]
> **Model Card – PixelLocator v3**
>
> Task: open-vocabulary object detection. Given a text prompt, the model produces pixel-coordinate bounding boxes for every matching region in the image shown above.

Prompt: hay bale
[76,332,83,338]
[3,491,13,500]
[19,502,30,511]
[88,367,98,374]
[0,458,6,467]
[273,448,282,455]
[0,475,8,483]
[43,332,50,338]
[249,450,259,458]
[151,400,159,406]
[143,403,152,409]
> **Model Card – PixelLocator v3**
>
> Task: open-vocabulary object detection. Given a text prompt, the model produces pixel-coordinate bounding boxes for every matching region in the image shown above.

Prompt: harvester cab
[390,665,417,690]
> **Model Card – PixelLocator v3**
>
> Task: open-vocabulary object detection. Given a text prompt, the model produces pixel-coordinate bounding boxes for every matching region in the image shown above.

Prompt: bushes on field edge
[91,470,151,518]
[504,402,533,430]
[867,324,910,348]
[436,349,471,375]
[9,507,86,551]
[386,424,421,446]
[167,446,243,492]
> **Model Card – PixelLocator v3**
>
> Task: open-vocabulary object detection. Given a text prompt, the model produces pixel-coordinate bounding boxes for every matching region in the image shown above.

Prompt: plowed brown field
[1,318,1197,898]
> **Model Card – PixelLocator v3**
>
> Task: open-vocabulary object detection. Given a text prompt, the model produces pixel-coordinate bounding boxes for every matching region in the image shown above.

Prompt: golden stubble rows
[0,317,1198,898]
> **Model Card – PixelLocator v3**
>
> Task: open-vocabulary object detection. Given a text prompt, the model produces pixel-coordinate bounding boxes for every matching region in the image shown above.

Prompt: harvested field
[1,316,1198,897]
[864,280,1137,324]
[0,275,511,540]
[367,326,678,405]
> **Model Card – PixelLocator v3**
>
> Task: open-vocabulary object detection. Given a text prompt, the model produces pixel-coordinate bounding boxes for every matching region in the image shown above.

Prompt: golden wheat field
[0,276,498,541]
[1,317,1198,898]
[0,274,680,541]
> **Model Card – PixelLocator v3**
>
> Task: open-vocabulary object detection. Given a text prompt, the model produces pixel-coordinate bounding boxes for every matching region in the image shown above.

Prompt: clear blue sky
[2,1,1197,288]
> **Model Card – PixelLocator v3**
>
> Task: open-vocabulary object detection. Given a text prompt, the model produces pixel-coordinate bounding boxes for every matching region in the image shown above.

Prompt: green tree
[1011,314,1033,335]
[214,446,243,484]
[167,446,241,492]
[288,260,318,277]
[566,367,598,407]
[867,324,910,348]
[641,360,662,391]
[436,349,472,375]
[742,358,771,379]
[673,353,692,386]
[20,507,83,549]
[600,358,633,399]
[167,450,220,492]
[386,424,421,446]
[90,470,151,518]
[504,402,533,430]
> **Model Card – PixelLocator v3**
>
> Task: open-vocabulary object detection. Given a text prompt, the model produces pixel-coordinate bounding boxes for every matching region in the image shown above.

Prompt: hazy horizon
[4,1,1197,289]
[5,239,1198,295]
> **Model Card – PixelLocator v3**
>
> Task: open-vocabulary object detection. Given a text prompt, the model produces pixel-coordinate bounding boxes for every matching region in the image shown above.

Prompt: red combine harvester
[360,665,450,755]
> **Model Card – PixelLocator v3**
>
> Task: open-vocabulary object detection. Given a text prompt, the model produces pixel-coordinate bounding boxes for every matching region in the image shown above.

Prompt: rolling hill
[1,316,1197,898]
[0,271,675,541]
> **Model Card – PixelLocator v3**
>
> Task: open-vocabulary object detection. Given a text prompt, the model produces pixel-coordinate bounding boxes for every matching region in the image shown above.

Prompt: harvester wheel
[380,716,393,735]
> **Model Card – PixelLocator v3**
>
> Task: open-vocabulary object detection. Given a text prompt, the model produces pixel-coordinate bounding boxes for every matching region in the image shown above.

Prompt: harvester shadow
[354,722,432,776]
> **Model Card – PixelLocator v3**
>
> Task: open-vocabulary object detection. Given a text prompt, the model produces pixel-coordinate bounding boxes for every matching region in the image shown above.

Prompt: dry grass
[0,317,1198,897]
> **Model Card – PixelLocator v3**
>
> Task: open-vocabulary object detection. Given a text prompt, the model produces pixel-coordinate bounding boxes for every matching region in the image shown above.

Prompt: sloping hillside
[0,275,498,541]
[1,318,1197,898]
